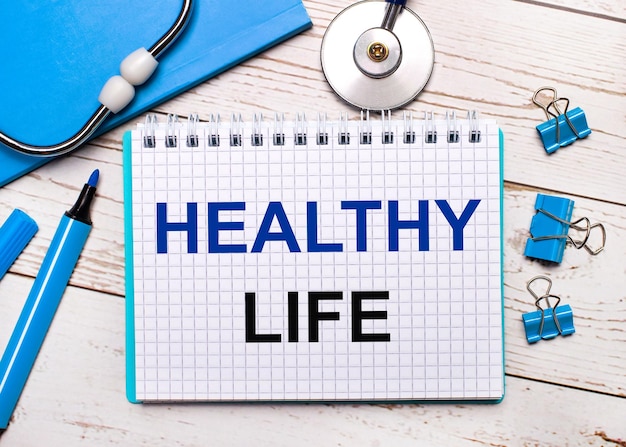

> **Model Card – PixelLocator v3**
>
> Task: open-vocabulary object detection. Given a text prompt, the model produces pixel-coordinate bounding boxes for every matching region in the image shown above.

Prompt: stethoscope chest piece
[321,0,434,110]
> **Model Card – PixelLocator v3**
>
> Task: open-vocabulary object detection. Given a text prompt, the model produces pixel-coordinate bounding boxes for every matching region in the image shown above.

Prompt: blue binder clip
[524,193,606,263]
[522,275,575,343]
[533,87,591,154]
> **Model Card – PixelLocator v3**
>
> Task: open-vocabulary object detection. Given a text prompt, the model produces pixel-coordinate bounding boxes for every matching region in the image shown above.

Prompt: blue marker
[0,169,99,431]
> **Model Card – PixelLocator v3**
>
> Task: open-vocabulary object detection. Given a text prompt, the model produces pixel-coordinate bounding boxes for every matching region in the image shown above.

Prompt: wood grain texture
[158,0,626,204]
[0,274,625,447]
[0,0,624,445]
[516,0,626,21]
[503,187,626,397]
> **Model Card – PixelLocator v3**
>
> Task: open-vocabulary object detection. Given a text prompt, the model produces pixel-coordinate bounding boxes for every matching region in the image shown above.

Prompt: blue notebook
[0,0,311,187]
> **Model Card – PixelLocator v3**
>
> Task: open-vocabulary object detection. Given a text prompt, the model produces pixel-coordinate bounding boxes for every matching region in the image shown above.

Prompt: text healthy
[155,199,481,254]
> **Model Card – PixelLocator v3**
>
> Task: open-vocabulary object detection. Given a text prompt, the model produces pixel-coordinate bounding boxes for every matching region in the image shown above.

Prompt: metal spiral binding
[294,113,307,146]
[402,111,415,144]
[468,110,481,143]
[360,110,372,144]
[273,113,285,146]
[230,113,243,147]
[338,112,350,145]
[317,113,329,145]
[165,114,179,148]
[143,114,157,148]
[139,110,486,149]
[186,113,199,147]
[382,110,393,144]
[208,114,220,147]
[446,110,459,143]
[251,113,263,147]
[424,111,437,144]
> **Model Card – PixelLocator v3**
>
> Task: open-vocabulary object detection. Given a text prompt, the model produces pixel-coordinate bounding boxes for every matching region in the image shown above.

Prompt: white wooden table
[1,1,625,445]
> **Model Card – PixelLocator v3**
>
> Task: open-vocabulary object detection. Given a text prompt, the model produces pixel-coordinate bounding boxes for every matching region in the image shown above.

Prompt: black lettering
[351,291,391,342]
[245,292,281,342]
[308,292,342,342]
[287,291,299,342]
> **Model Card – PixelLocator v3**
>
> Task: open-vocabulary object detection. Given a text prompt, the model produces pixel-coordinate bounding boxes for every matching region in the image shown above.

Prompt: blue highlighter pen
[0,169,99,431]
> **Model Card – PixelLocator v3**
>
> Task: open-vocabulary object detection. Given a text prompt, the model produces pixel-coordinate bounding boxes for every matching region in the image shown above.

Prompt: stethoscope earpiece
[321,0,434,110]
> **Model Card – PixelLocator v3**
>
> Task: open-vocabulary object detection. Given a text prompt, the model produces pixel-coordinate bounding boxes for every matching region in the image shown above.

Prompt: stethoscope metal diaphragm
[321,0,434,110]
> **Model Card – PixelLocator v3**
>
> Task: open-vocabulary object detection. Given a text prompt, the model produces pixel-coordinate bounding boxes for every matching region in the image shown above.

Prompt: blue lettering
[307,202,343,252]
[208,202,247,253]
[388,200,429,251]
[252,202,301,253]
[341,200,382,251]
[155,199,482,254]
[156,202,198,254]
[435,200,481,250]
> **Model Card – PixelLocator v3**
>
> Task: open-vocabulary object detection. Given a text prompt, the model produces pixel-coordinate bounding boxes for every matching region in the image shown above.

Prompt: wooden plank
[152,0,626,204]
[137,0,622,206]
[0,1,623,444]
[0,142,126,297]
[0,276,625,447]
[1,130,624,397]
[2,0,624,208]
[1,179,624,395]
[516,0,626,21]
[503,186,626,397]
[337,0,625,203]
[413,0,626,203]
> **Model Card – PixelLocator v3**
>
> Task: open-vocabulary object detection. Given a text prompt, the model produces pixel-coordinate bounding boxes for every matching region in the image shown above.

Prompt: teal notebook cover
[123,131,138,403]
[0,0,311,187]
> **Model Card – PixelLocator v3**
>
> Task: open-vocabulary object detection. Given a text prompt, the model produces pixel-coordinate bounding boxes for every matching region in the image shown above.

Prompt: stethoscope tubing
[0,0,193,157]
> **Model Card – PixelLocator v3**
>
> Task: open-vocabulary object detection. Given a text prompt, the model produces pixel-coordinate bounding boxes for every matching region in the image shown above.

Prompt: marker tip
[87,169,100,187]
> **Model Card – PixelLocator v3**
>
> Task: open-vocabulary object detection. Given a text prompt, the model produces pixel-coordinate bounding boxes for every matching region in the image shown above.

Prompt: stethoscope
[4,0,431,157]
[321,0,434,111]
[1,0,193,157]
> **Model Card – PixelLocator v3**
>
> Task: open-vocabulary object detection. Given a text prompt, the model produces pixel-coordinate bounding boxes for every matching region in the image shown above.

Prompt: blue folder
[0,0,311,187]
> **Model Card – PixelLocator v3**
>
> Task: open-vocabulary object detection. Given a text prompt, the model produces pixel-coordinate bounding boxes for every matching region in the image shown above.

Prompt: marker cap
[0,209,38,281]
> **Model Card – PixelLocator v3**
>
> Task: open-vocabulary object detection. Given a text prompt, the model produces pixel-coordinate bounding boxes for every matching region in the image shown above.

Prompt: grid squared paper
[127,113,504,402]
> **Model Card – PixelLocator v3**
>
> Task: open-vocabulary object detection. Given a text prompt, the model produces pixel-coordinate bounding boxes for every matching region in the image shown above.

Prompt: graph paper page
[125,114,504,402]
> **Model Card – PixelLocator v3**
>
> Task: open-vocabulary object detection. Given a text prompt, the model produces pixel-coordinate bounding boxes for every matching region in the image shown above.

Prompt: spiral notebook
[123,111,505,403]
